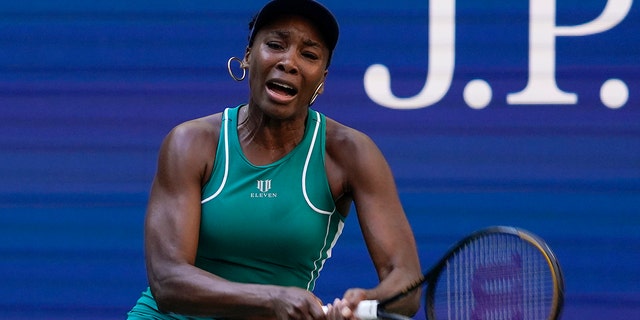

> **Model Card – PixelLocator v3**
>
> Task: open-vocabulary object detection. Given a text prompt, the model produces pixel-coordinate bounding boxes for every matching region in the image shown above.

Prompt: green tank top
[196,106,344,291]
[127,106,345,320]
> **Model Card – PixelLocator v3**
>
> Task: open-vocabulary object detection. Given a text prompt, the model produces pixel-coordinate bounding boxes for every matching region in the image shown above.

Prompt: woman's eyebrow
[268,30,323,48]
[303,38,322,49]
[269,30,290,39]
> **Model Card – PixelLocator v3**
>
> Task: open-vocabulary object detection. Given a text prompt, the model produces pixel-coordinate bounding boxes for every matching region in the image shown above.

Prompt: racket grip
[321,300,379,319]
[354,300,379,319]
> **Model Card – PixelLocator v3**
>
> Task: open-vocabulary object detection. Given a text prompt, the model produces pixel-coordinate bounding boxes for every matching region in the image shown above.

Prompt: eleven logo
[252,179,278,198]
[256,179,272,193]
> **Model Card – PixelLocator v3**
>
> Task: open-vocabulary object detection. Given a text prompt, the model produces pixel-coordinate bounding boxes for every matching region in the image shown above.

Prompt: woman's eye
[267,42,284,50]
[303,52,319,60]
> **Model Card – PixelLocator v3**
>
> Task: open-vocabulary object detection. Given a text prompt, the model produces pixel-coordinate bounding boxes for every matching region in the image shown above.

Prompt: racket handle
[355,300,379,319]
[322,300,379,319]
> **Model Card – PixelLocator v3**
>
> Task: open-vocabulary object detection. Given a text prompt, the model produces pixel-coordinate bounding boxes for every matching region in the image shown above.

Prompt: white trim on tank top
[201,108,230,204]
[201,108,334,217]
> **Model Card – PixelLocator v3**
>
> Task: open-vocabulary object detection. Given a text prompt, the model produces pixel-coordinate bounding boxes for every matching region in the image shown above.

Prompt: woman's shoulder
[160,112,224,159]
[324,116,374,149]
[324,116,380,163]
[170,111,223,140]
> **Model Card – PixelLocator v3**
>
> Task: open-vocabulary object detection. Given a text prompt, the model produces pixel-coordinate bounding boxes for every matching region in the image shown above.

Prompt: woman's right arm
[143,116,326,319]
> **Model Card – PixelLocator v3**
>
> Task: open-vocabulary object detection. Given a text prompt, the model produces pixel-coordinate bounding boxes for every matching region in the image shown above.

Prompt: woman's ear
[318,72,328,95]
[243,46,251,67]
[317,82,325,95]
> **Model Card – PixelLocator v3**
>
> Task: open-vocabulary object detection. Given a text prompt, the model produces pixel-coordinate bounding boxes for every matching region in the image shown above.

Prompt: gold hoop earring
[309,82,324,106]
[227,57,246,81]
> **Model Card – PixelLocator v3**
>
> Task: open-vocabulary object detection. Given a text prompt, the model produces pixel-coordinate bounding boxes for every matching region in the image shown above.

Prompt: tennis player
[127,0,421,319]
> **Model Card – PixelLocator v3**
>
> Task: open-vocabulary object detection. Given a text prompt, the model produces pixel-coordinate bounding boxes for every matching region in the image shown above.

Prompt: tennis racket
[327,226,564,320]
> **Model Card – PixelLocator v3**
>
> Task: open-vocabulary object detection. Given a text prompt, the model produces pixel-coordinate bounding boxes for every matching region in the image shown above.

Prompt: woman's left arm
[328,124,422,317]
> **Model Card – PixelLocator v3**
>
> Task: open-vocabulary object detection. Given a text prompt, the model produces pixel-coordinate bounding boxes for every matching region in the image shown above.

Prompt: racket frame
[423,226,565,320]
[377,226,564,320]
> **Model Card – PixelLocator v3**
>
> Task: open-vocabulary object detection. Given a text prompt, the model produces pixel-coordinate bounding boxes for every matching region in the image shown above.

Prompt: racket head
[425,226,564,320]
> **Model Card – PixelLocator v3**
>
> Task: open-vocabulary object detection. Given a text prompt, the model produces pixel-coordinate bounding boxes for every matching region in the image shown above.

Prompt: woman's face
[245,15,329,119]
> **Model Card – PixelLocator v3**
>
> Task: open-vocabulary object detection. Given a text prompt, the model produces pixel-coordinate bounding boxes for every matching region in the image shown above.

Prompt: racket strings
[432,233,555,320]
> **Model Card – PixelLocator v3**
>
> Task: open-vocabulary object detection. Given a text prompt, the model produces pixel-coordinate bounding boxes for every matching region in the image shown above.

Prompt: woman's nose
[276,53,299,75]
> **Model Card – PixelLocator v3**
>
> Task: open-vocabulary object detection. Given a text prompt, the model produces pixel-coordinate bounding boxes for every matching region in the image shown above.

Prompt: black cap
[248,0,339,63]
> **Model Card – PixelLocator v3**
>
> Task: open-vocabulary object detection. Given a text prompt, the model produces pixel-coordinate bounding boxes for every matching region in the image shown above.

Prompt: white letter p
[507,0,632,105]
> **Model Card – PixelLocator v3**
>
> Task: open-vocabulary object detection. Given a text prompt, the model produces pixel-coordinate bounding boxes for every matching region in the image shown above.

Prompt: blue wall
[1,1,638,319]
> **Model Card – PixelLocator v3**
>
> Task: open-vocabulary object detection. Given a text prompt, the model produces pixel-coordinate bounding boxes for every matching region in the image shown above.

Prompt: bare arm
[326,120,422,316]
[144,116,326,319]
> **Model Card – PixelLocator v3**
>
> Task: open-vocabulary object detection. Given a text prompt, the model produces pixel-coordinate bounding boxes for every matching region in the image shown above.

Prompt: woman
[128,0,421,319]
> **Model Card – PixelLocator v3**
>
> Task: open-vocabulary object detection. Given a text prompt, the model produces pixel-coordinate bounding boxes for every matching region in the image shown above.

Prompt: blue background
[1,0,638,319]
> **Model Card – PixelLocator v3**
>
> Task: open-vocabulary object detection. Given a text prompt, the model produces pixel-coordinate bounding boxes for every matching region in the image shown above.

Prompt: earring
[309,82,324,106]
[227,57,246,81]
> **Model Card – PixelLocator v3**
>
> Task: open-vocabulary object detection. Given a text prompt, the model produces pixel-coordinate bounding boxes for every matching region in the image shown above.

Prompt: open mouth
[266,80,298,97]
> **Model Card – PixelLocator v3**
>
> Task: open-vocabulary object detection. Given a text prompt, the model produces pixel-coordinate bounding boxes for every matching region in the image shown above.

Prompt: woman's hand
[324,288,369,320]
[324,298,354,320]
[269,286,327,320]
